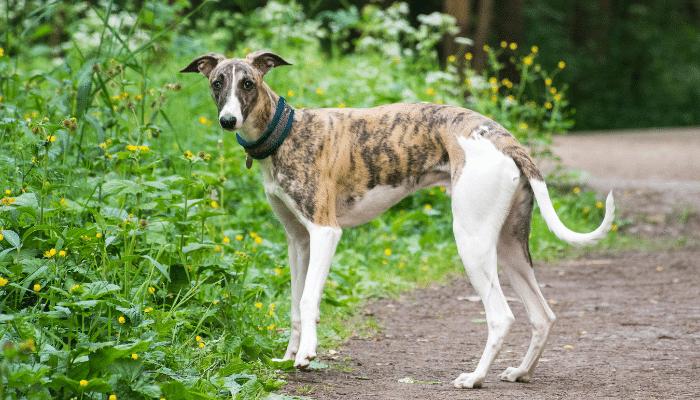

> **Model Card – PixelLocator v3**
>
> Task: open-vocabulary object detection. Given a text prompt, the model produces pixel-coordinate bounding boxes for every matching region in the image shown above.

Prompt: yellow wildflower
[119,316,126,324]
[0,48,3,57]
[80,379,88,387]
[110,395,117,400]
[425,204,432,211]
[558,61,566,69]
[199,342,204,348]
[199,116,212,126]
[44,248,56,258]
[99,142,107,149]
[426,88,435,96]
[267,324,275,330]
[223,236,230,243]
[520,123,528,130]
[317,89,324,95]
[131,354,138,360]
[125,144,137,151]
[148,287,155,294]
[465,53,472,61]
[500,41,508,48]
[545,102,553,109]
[254,236,263,244]
[211,200,218,209]
[138,145,149,151]
[4,190,10,195]
[255,302,262,308]
[545,78,552,86]
[0,277,8,286]
[596,201,603,209]
[447,55,456,63]
[573,187,581,194]
[275,268,282,275]
[214,246,221,252]
[34,284,41,291]
[269,303,275,309]
[236,235,243,241]
[96,232,102,238]
[531,46,539,53]
[523,56,533,66]
[58,250,66,257]
[385,248,392,257]
[509,42,517,50]
[287,90,294,97]
[196,336,202,342]
[268,310,274,316]
[338,103,346,108]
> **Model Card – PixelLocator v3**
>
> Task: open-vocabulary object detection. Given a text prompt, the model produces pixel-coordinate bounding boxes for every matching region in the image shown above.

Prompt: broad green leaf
[89,208,108,232]
[105,358,143,382]
[143,255,170,282]
[4,363,51,388]
[1,229,21,248]
[83,281,121,299]
[160,380,194,400]
[88,340,151,377]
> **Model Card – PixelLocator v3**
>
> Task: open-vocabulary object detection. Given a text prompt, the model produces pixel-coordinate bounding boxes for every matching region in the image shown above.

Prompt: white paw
[500,367,531,383]
[453,373,484,389]
[293,349,316,369]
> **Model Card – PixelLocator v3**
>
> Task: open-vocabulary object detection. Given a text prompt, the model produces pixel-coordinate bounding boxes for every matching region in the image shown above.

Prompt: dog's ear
[180,53,226,78]
[246,50,292,75]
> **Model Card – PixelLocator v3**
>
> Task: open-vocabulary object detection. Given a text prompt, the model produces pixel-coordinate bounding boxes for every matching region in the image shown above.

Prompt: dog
[181,50,614,389]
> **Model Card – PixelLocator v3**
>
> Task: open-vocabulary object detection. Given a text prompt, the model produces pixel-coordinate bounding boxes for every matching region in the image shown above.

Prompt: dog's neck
[236,90,294,166]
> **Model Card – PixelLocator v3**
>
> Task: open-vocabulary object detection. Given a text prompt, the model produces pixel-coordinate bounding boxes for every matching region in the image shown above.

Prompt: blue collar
[236,97,294,165]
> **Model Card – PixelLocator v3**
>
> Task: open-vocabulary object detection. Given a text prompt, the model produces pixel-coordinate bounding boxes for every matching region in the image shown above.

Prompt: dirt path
[281,128,700,399]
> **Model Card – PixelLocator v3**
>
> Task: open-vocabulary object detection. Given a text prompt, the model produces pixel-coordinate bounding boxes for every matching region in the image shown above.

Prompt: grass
[0,2,624,399]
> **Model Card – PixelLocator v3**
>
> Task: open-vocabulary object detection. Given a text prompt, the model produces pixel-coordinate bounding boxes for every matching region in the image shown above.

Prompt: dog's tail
[529,178,615,246]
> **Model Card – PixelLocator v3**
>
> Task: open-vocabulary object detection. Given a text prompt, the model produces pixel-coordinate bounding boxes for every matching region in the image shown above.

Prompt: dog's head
[180,51,291,131]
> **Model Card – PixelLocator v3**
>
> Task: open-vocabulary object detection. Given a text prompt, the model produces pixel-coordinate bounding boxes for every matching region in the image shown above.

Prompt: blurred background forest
[3,0,699,130]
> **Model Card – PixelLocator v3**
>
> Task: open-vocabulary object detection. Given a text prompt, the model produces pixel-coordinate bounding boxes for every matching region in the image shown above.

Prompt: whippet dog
[181,50,614,389]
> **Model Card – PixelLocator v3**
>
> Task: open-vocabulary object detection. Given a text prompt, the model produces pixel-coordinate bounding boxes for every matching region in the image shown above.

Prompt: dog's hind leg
[451,136,521,389]
[497,183,556,383]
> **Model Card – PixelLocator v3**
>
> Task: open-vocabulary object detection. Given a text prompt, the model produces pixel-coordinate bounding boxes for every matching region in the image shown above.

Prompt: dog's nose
[219,116,237,130]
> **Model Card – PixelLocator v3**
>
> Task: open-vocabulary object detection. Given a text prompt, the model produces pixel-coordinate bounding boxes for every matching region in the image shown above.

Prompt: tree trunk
[473,0,495,73]
[442,0,472,68]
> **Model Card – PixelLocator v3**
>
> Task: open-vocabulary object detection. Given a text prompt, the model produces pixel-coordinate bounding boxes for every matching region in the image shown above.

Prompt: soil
[280,128,700,399]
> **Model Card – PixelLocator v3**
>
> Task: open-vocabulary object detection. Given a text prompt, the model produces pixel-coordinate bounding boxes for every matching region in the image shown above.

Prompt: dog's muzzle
[219,116,237,130]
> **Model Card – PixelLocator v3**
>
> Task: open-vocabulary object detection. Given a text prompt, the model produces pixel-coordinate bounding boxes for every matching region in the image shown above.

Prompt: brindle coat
[181,50,613,389]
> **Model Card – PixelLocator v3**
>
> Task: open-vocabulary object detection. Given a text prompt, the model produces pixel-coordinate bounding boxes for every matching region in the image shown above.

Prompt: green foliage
[524,0,700,129]
[0,1,618,398]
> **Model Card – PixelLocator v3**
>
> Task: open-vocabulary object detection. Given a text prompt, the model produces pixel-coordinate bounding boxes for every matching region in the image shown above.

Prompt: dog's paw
[452,373,484,389]
[293,349,316,369]
[499,367,531,383]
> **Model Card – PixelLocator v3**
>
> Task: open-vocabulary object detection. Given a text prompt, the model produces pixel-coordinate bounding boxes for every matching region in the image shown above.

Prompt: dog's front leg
[267,196,310,362]
[294,225,342,369]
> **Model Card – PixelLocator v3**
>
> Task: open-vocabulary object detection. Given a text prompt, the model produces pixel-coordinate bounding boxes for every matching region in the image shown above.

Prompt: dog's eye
[212,81,222,91]
[242,79,255,91]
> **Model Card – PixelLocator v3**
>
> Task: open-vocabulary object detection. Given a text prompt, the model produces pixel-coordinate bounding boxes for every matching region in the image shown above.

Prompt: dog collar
[236,96,294,168]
